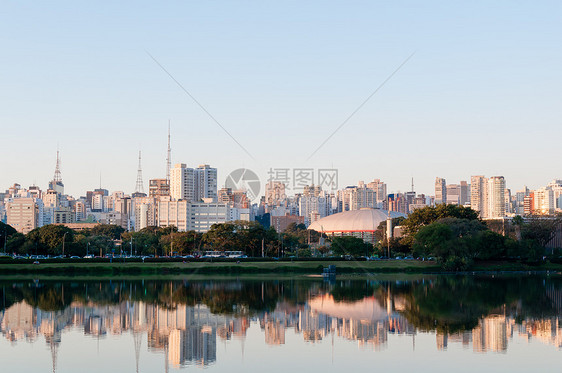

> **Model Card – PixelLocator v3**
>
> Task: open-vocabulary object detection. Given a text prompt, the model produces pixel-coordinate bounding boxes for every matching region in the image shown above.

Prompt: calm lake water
[1,274,561,372]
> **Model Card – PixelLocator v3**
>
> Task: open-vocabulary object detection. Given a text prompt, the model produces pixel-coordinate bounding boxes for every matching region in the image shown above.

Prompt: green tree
[401,205,480,247]
[160,231,203,256]
[0,222,17,251]
[26,224,74,255]
[90,224,125,240]
[413,218,487,270]
[281,223,321,254]
[331,236,373,257]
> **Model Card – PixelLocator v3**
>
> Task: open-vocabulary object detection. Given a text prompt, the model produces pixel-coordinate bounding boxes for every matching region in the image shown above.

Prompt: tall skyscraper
[471,176,487,217]
[460,181,470,205]
[170,163,195,201]
[366,179,387,207]
[435,177,447,205]
[487,176,506,218]
[195,164,218,202]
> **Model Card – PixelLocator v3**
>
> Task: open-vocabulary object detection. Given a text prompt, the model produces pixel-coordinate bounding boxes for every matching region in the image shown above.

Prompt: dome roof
[308,294,388,321]
[308,208,405,232]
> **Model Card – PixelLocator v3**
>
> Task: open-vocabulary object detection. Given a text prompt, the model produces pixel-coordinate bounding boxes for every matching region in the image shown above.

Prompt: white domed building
[308,208,406,244]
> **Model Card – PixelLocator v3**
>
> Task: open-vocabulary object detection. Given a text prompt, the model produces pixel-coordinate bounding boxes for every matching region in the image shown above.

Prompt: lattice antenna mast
[135,151,145,194]
[53,149,62,183]
[166,121,171,183]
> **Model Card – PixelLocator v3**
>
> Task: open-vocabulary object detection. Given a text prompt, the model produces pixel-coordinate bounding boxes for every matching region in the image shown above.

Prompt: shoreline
[0,259,561,277]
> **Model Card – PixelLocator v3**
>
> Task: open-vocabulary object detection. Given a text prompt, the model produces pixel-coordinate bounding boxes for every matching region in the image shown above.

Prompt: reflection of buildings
[2,283,562,370]
[518,318,562,348]
[168,326,216,367]
[472,315,512,353]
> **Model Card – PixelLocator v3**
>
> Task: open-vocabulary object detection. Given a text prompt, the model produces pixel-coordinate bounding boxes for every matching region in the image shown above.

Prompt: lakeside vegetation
[1,204,561,273]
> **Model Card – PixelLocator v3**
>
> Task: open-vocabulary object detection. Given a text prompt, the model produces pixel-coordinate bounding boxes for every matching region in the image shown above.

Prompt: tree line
[378,204,562,269]
[0,220,323,257]
[1,205,560,266]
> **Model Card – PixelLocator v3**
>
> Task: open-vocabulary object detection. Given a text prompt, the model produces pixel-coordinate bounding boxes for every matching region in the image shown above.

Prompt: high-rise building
[533,187,555,215]
[158,199,189,232]
[524,193,534,215]
[366,179,387,207]
[170,164,217,202]
[195,165,217,202]
[6,198,38,233]
[149,179,170,198]
[265,181,286,208]
[487,176,506,218]
[471,176,487,217]
[434,177,447,205]
[446,184,460,205]
[460,181,470,205]
[515,187,530,215]
[546,180,562,210]
[299,195,329,226]
[133,197,157,231]
[170,164,195,201]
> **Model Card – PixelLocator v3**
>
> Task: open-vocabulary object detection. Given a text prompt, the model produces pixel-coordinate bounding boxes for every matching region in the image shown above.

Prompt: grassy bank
[0,259,440,276]
[0,259,561,277]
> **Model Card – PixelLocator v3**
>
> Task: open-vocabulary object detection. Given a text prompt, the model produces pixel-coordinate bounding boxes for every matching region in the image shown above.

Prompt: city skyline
[2,1,562,198]
[2,146,560,200]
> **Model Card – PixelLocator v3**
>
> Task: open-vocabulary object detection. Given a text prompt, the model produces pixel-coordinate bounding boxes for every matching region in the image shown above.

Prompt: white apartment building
[158,200,232,233]
[169,163,218,202]
[471,175,487,217]
[546,180,562,210]
[133,197,157,231]
[366,179,387,206]
[299,195,329,227]
[189,202,228,232]
[487,176,506,218]
[195,164,218,202]
[534,187,555,215]
[170,163,196,201]
[158,200,189,232]
[470,175,506,219]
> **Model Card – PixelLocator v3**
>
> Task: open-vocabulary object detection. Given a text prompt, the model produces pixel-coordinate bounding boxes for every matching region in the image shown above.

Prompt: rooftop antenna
[166,121,172,183]
[53,148,62,183]
[411,177,414,193]
[135,151,145,194]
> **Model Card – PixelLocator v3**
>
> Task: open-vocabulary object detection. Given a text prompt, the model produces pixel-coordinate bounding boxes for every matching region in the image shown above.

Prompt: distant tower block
[135,151,145,195]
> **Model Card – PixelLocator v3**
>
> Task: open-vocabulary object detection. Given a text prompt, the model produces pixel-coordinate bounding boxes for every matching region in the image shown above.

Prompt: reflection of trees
[330,281,377,303]
[389,276,561,333]
[1,276,561,333]
[19,284,73,311]
[0,280,300,315]
[0,285,24,312]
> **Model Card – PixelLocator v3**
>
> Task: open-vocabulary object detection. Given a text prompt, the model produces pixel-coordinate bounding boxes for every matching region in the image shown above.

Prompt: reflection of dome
[308,294,388,321]
[308,208,405,243]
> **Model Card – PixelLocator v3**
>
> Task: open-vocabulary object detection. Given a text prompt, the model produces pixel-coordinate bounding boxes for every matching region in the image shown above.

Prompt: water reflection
[1,275,561,371]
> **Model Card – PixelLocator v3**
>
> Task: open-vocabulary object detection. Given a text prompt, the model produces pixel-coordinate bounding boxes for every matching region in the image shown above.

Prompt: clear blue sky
[2,0,561,197]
